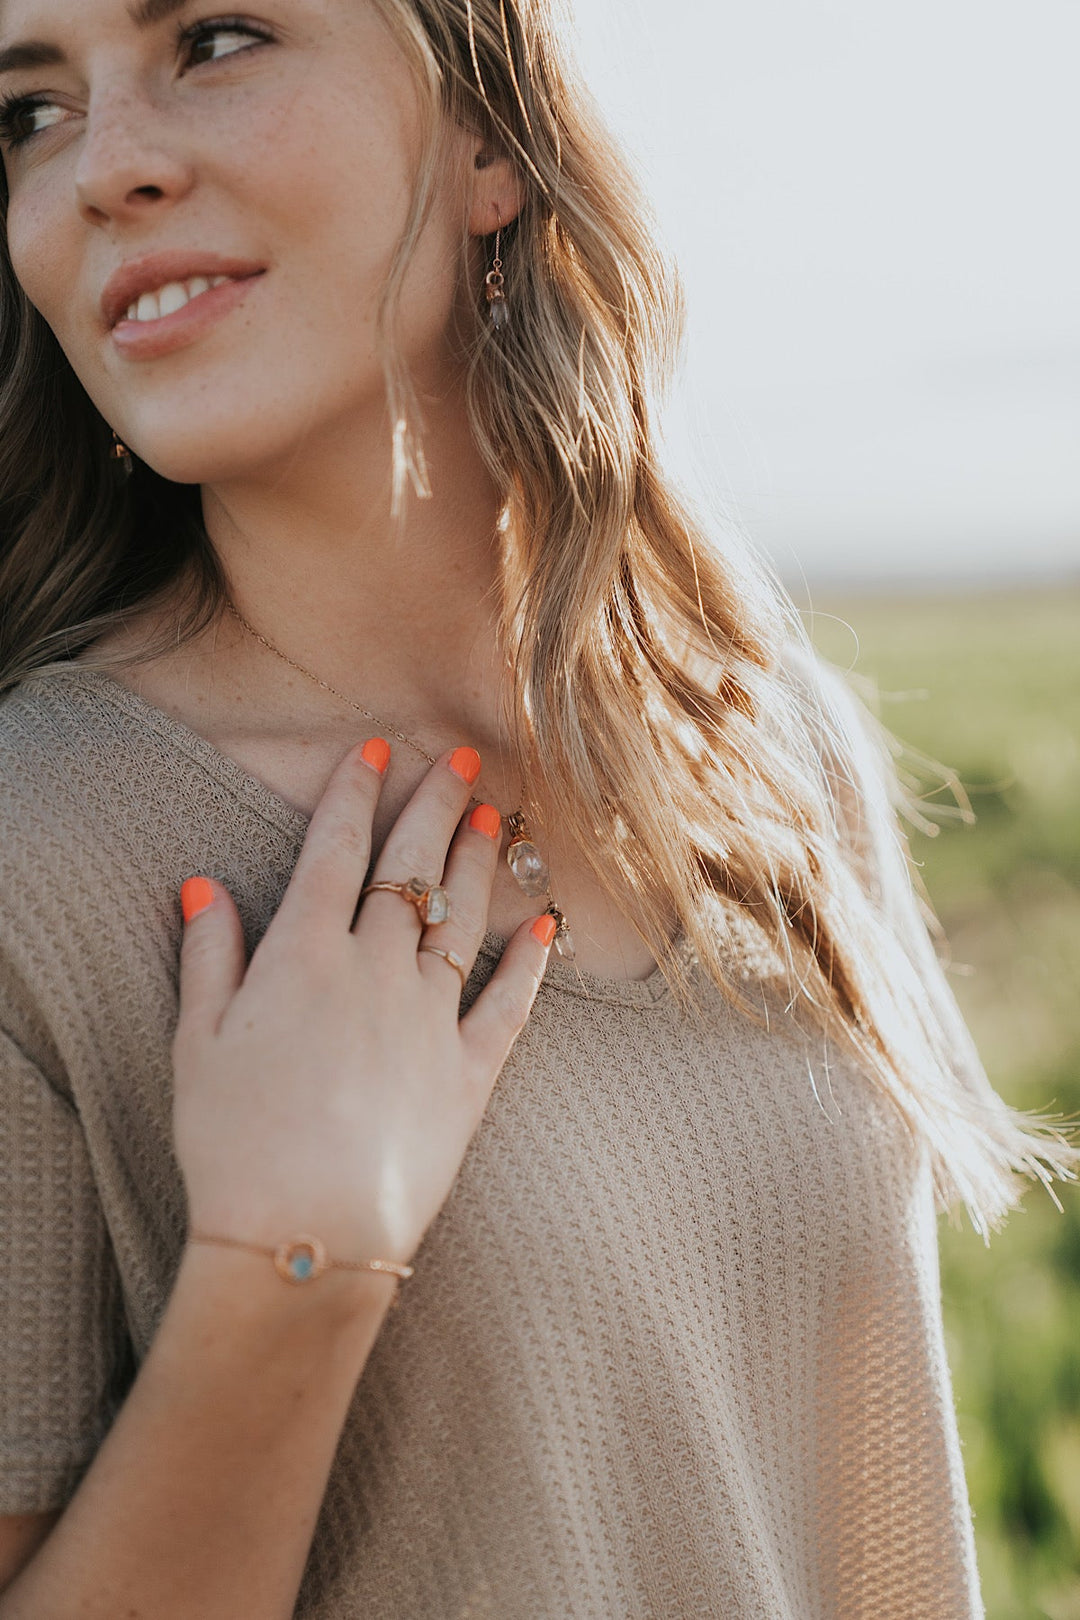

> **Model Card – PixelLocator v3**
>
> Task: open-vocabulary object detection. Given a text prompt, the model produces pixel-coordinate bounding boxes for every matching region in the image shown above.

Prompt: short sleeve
[0,1025,134,1513]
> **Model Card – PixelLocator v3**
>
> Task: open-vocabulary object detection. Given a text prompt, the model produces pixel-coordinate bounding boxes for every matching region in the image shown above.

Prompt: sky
[567,0,1079,588]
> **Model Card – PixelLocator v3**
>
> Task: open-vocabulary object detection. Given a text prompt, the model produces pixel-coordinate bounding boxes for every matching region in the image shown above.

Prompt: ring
[359,877,451,927]
[418,946,469,993]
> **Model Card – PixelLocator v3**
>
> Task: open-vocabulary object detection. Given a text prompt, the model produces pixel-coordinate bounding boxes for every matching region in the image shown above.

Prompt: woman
[0,1,1073,1614]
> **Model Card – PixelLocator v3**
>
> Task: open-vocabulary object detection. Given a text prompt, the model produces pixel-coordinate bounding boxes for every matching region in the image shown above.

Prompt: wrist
[175,1234,403,1344]
[186,1229,413,1286]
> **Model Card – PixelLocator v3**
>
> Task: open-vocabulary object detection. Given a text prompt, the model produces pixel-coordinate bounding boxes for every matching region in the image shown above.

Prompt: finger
[356,746,482,942]
[459,913,556,1082]
[273,737,390,936]
[416,802,503,996]
[173,877,248,1052]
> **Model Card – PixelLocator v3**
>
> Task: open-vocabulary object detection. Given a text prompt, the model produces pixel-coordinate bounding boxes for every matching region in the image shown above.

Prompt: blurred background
[567,0,1080,1612]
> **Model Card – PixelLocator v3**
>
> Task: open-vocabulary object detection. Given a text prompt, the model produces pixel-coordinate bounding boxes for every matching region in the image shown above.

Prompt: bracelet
[187,1231,414,1287]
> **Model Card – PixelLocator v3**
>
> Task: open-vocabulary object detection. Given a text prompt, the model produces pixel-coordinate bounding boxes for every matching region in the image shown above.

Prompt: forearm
[1,1244,394,1620]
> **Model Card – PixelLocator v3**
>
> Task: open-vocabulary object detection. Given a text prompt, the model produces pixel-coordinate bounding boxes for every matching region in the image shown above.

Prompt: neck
[197,378,510,748]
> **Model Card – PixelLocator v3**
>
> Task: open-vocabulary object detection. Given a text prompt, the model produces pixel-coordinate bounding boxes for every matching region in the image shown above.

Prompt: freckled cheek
[233,75,418,244]
[6,189,79,336]
[235,141,410,329]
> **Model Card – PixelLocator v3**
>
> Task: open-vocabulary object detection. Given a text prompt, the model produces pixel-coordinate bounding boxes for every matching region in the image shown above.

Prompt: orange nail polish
[181,876,215,923]
[469,804,502,841]
[531,914,557,948]
[449,746,481,785]
[361,737,391,775]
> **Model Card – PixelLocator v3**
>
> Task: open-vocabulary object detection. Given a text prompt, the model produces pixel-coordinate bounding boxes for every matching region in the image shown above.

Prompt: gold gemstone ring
[418,946,469,993]
[360,877,451,927]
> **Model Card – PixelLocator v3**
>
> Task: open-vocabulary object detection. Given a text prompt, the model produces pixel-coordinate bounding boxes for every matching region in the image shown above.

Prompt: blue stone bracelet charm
[186,1231,414,1286]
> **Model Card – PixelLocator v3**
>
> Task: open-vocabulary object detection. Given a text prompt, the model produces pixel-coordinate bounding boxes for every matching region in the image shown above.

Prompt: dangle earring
[110,431,133,480]
[484,210,509,332]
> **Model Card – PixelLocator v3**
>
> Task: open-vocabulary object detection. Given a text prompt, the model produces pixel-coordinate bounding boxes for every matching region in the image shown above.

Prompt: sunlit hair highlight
[0,0,1074,1235]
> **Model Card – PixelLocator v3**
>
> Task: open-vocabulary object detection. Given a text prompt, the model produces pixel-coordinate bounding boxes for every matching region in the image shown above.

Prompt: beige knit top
[0,662,986,1618]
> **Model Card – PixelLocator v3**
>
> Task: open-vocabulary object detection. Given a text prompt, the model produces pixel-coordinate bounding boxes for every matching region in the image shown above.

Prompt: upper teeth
[124,275,234,323]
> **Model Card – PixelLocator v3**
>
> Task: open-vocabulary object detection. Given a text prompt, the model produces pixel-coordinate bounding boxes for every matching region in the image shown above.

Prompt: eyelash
[0,17,274,150]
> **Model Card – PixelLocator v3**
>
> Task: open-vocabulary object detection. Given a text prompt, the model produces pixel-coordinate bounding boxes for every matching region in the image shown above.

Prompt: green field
[809,585,1080,1620]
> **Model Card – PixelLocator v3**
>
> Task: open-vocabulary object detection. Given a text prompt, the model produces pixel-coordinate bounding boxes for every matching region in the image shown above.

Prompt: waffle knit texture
[0,661,986,1618]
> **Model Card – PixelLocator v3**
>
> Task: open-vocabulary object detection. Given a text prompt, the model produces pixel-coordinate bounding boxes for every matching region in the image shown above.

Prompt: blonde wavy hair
[0,0,1074,1234]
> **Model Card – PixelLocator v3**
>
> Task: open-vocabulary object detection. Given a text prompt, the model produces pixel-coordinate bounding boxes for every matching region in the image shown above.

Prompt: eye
[0,17,273,155]
[182,17,274,68]
[0,94,73,149]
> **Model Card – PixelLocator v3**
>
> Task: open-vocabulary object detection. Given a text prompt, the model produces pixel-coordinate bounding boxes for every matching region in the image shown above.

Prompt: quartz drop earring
[110,431,133,479]
[484,214,509,332]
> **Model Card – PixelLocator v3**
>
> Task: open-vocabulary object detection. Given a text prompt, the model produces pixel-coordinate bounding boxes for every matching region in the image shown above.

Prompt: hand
[171,740,555,1271]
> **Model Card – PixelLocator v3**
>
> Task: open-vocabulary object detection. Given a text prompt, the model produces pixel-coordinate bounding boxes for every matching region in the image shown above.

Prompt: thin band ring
[418,946,469,994]
[359,877,451,927]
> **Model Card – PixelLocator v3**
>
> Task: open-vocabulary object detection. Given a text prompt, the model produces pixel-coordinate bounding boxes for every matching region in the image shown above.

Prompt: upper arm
[0,1510,61,1592]
[0,1021,133,1516]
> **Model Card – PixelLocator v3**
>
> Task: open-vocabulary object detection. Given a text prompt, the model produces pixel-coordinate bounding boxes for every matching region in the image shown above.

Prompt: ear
[468,141,526,236]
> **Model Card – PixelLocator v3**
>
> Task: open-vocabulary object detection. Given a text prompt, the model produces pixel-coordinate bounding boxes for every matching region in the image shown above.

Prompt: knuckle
[323,805,371,863]
[304,818,370,878]
[447,895,485,940]
[388,838,435,880]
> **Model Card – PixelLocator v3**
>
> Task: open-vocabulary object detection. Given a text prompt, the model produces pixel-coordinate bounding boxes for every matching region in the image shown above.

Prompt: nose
[75,87,195,226]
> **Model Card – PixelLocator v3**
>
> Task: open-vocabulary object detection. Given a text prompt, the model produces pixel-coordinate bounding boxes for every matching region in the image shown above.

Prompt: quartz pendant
[507,836,550,898]
[545,905,576,962]
[505,811,573,956]
[489,295,509,331]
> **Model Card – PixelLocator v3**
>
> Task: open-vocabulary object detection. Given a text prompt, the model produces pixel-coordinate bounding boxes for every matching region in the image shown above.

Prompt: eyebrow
[0,0,191,78]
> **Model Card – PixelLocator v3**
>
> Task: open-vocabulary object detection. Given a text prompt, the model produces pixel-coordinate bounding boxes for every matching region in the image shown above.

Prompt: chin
[119,364,391,489]
[126,417,315,488]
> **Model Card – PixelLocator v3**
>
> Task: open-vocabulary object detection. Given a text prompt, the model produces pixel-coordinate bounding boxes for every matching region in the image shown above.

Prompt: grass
[808,583,1080,1619]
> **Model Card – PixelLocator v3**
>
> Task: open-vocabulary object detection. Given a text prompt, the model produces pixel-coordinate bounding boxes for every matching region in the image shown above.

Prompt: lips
[100,251,266,331]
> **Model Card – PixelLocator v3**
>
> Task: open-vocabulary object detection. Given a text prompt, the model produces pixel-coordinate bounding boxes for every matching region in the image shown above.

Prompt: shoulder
[0,663,122,789]
[0,665,150,886]
[0,665,97,795]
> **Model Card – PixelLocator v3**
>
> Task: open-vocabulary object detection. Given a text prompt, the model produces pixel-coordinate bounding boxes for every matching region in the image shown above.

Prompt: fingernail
[531,914,557,948]
[361,737,391,775]
[449,746,481,785]
[181,876,215,923]
[469,803,502,841]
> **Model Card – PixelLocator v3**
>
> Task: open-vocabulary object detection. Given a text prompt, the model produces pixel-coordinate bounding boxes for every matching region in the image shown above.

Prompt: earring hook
[484,204,509,332]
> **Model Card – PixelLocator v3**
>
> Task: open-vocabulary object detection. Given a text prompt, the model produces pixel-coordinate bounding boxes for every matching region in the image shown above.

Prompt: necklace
[223,598,576,960]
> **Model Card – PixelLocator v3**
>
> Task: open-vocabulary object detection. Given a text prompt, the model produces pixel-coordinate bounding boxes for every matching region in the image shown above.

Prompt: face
[0,0,489,485]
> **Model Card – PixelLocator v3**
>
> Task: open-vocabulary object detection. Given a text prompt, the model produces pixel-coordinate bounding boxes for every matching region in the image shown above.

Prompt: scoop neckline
[23,663,676,1008]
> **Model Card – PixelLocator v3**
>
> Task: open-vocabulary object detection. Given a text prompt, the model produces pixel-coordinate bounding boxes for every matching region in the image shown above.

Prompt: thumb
[175,876,247,1045]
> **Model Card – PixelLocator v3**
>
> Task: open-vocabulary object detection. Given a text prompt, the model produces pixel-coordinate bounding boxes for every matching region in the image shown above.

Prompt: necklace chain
[222,598,576,959]
[225,599,442,769]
